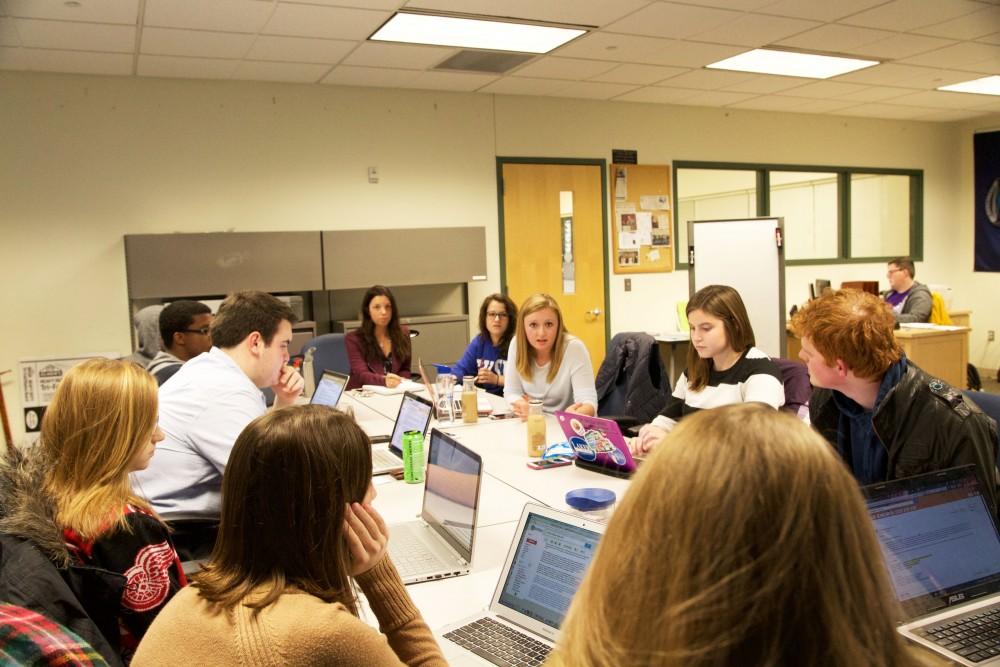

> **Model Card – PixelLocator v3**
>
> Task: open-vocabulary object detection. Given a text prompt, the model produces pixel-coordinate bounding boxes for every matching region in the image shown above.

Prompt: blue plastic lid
[565,488,616,511]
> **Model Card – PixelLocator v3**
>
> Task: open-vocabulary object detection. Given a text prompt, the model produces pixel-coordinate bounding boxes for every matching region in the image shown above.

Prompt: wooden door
[500,162,607,374]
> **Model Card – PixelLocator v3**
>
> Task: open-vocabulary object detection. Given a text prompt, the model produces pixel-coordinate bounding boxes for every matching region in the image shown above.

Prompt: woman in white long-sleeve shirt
[504,293,598,419]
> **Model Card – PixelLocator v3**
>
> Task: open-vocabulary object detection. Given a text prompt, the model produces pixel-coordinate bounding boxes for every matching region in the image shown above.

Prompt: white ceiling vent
[434,50,535,74]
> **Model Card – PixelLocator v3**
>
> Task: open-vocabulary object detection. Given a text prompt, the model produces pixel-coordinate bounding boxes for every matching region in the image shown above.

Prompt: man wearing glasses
[883,257,931,323]
[147,300,214,385]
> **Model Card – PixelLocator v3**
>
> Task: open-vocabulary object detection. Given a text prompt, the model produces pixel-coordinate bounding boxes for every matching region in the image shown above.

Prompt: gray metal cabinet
[334,314,470,371]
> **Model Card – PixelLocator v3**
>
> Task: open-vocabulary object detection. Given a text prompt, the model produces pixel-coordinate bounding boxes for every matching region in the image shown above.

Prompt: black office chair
[596,332,671,432]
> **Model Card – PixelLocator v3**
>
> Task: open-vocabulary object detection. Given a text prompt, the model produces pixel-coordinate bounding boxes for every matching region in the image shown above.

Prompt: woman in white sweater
[504,293,598,418]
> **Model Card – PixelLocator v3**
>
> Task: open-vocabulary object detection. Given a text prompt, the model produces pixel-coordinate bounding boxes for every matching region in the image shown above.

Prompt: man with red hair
[792,289,997,513]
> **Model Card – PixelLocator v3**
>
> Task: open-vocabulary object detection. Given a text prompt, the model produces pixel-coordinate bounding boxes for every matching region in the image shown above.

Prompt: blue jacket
[450,335,507,396]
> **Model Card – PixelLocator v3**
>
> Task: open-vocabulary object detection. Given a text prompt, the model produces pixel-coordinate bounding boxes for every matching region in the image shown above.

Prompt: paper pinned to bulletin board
[611,164,673,274]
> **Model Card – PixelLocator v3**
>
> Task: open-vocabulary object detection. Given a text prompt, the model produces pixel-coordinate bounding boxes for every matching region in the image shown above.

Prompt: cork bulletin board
[610,163,673,274]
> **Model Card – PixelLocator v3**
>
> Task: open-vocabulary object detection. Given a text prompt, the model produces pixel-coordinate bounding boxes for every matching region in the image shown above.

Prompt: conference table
[341,389,632,631]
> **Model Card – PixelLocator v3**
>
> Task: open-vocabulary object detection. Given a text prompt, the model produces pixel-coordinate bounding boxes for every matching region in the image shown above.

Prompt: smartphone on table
[526,455,573,470]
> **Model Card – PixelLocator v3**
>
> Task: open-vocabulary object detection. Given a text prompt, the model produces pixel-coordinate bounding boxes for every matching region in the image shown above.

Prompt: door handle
[585,308,602,317]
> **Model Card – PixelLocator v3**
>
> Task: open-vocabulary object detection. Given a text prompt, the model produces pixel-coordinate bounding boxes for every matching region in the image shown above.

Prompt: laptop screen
[389,392,433,455]
[496,511,602,630]
[863,466,1000,617]
[422,430,482,560]
[311,371,348,407]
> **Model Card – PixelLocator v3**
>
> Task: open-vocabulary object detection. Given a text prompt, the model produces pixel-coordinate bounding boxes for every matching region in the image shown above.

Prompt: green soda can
[403,429,424,484]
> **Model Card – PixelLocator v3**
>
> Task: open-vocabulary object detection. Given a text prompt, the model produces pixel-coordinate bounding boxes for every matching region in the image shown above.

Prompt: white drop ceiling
[1,0,999,122]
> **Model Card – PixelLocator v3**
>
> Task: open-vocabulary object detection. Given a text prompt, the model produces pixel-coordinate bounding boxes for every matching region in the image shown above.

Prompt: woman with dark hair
[448,293,518,396]
[345,285,412,390]
[132,406,446,666]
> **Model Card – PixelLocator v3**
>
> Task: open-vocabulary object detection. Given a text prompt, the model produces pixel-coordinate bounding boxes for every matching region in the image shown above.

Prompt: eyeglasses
[486,312,509,320]
[182,327,211,335]
[886,268,903,276]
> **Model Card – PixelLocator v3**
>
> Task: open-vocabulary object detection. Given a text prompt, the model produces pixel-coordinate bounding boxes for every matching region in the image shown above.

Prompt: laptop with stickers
[554,411,638,478]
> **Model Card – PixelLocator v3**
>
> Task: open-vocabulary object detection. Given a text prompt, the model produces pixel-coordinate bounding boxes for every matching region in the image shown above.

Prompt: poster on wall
[974,129,1000,272]
[19,352,117,443]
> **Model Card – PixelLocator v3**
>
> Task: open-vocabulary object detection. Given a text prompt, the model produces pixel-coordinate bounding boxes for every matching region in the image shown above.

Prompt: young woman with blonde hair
[503,293,597,418]
[133,406,445,666]
[550,403,934,667]
[0,358,185,663]
[634,284,784,453]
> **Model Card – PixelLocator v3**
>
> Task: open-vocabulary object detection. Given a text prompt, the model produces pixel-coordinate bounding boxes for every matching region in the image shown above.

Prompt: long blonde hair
[42,358,159,539]
[555,403,931,667]
[514,293,569,383]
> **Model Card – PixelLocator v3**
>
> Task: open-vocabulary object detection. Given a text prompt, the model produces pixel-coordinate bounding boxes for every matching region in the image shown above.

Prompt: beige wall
[1,69,997,443]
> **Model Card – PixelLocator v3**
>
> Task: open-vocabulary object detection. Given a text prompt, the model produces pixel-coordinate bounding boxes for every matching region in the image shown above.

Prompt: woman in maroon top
[345,285,412,390]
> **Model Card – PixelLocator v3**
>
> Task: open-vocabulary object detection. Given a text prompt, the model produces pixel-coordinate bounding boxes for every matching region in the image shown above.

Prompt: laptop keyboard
[915,604,1000,663]
[389,527,447,578]
[444,617,551,667]
[372,448,401,470]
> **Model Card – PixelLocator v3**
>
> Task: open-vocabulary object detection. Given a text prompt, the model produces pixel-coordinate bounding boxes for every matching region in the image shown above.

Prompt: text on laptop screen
[497,512,601,630]
[311,374,346,407]
[390,395,432,453]
[867,472,1000,607]
[424,432,480,553]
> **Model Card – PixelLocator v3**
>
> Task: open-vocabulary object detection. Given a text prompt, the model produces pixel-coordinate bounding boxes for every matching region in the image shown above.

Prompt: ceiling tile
[232,60,331,83]
[264,4,392,40]
[726,95,813,111]
[685,89,759,105]
[553,32,678,65]
[25,47,132,75]
[722,74,814,93]
[294,0,400,9]
[836,62,974,88]
[141,28,254,59]
[755,0,887,22]
[542,80,638,99]
[855,33,957,59]
[914,108,991,121]
[614,86,701,104]
[478,76,573,96]
[833,85,916,102]
[14,19,134,53]
[604,2,742,40]
[589,63,689,85]
[512,56,616,80]
[888,89,998,109]
[691,13,820,48]
[322,64,418,87]
[137,54,237,79]
[782,80,876,98]
[341,42,453,70]
[788,98,862,113]
[978,32,1000,45]
[913,7,1000,40]
[246,36,355,64]
[652,40,745,68]
[898,41,1000,71]
[656,68,754,90]
[0,17,18,46]
[400,0,652,27]
[776,23,894,52]
[5,0,138,24]
[664,0,774,10]
[0,46,29,69]
[837,102,942,119]
[145,0,274,33]
[394,69,497,91]
[841,0,987,32]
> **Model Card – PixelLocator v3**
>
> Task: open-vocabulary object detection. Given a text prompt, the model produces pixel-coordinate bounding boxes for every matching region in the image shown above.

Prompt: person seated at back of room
[633,284,784,455]
[883,257,931,323]
[146,300,214,386]
[0,359,186,664]
[449,293,518,396]
[547,404,932,667]
[132,406,446,667]
[504,293,597,419]
[345,285,412,391]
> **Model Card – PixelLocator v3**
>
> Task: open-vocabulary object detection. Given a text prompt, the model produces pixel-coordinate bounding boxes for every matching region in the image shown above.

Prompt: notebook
[387,429,483,585]
[309,369,349,408]
[371,392,434,475]
[554,411,638,478]
[863,465,1000,666]
[439,503,605,667]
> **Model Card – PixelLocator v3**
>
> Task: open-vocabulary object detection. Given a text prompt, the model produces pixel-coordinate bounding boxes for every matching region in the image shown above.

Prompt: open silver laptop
[864,465,1000,666]
[309,369,349,408]
[439,503,605,666]
[371,391,433,476]
[388,429,483,584]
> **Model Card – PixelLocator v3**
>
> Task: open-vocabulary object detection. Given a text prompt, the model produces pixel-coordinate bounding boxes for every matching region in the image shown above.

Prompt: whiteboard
[687,218,786,359]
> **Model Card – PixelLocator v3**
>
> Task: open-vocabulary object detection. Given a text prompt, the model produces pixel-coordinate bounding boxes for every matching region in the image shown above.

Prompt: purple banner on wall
[974,130,1000,272]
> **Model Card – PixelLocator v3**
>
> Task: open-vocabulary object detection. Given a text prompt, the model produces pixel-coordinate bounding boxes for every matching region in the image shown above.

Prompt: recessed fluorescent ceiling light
[938,75,1000,96]
[707,49,878,79]
[370,13,585,54]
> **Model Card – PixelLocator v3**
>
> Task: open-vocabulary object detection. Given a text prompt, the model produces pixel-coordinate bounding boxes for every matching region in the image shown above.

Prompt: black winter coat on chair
[595,332,671,428]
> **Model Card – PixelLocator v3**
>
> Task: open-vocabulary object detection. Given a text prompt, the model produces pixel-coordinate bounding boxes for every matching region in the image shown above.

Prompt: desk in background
[653,331,689,387]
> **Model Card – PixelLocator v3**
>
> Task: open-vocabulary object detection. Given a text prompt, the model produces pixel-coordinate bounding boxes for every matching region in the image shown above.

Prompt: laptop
[371,391,434,475]
[863,465,1000,665]
[309,369,349,408]
[554,411,638,478]
[388,429,483,584]
[439,503,606,666]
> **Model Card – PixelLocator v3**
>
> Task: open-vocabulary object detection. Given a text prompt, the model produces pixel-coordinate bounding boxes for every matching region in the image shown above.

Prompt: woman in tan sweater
[132,406,446,666]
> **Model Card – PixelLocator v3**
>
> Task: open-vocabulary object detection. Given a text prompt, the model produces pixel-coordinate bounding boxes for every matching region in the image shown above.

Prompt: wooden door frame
[496,156,611,354]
